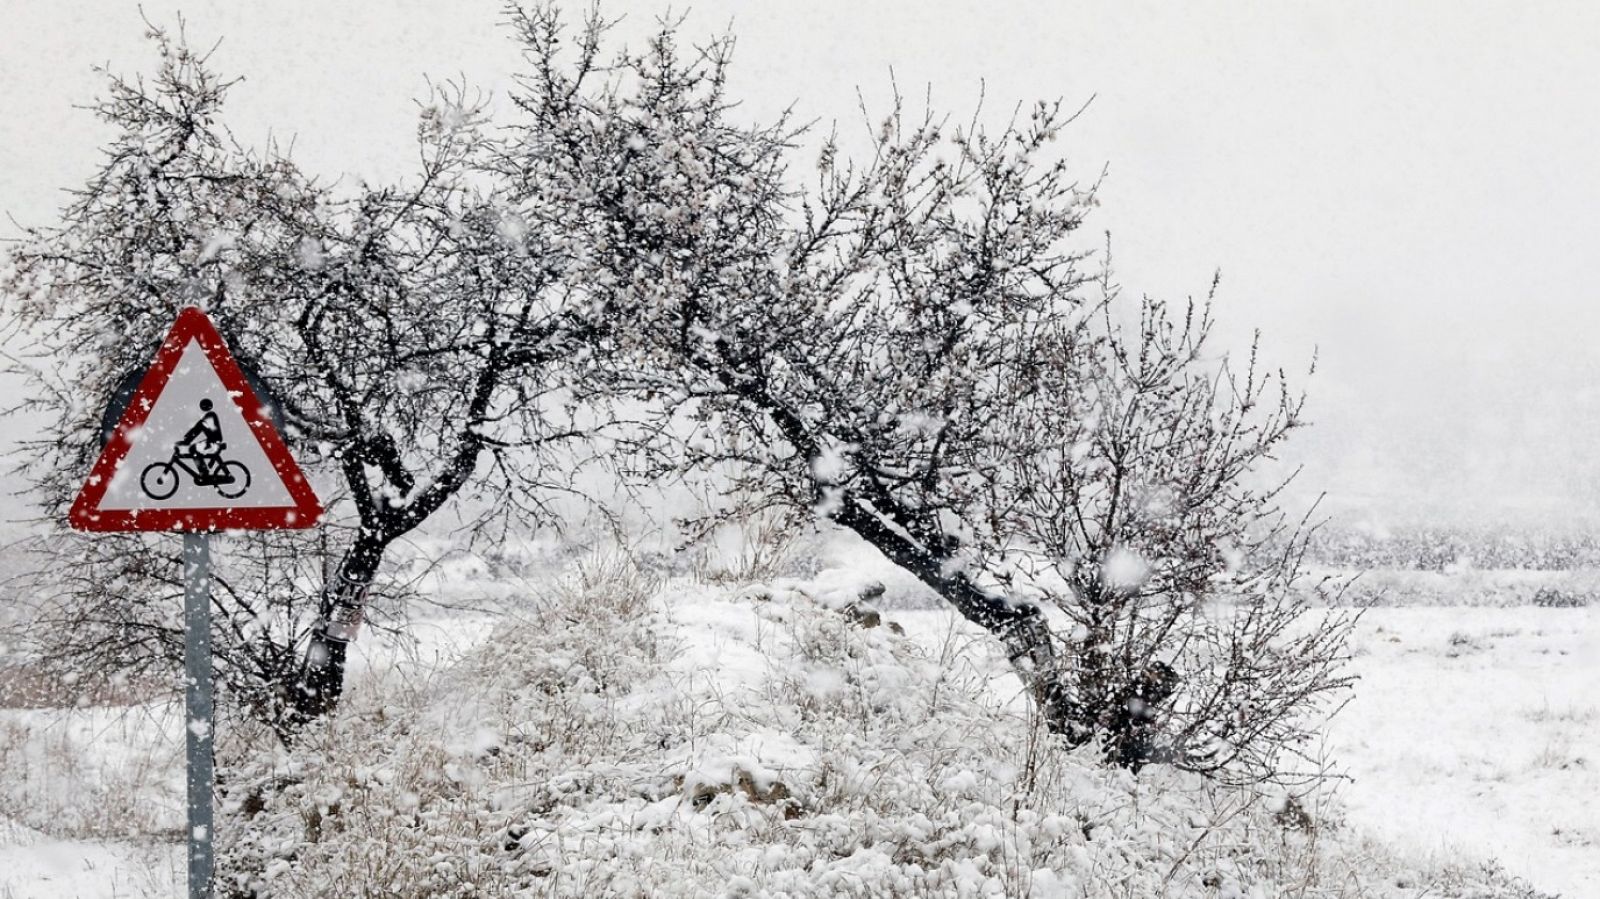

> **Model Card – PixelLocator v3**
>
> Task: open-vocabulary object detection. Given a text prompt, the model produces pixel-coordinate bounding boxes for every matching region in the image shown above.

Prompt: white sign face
[97,340,296,511]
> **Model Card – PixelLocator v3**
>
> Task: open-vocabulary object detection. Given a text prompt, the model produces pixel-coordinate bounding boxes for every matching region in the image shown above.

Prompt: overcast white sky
[4,1,1600,527]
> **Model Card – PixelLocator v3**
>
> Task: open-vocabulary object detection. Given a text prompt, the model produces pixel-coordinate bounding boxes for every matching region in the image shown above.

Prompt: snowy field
[0,566,1592,896]
[1328,608,1599,898]
[885,606,1599,898]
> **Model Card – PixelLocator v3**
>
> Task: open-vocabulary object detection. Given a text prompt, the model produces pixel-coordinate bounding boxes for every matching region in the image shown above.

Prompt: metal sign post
[183,532,215,899]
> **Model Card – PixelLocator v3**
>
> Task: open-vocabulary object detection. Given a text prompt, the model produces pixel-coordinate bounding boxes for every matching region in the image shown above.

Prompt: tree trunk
[830,498,1084,741]
[940,573,1084,740]
[287,529,389,729]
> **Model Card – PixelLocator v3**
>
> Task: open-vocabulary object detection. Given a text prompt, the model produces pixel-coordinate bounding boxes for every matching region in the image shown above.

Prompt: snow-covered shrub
[0,705,181,841]
[1307,522,1600,571]
[1530,587,1590,609]
[687,513,824,587]
[214,559,1543,898]
[1315,568,1600,608]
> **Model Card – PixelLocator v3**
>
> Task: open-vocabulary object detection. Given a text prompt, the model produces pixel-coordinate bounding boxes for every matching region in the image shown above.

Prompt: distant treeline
[1305,523,1600,571]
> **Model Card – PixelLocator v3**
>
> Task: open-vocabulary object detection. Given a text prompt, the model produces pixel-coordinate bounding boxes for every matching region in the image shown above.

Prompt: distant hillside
[1306,522,1600,571]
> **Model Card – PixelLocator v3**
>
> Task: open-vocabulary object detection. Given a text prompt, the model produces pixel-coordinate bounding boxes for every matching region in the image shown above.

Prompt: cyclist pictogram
[139,398,253,500]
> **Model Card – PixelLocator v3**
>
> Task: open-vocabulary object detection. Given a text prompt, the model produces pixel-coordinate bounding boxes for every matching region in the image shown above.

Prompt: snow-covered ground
[0,706,184,897]
[0,556,1589,896]
[0,818,177,899]
[892,605,1600,898]
[1328,608,1599,898]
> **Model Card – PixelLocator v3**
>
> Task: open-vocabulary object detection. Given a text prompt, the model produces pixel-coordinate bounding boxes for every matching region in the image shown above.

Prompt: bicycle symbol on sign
[140,399,252,500]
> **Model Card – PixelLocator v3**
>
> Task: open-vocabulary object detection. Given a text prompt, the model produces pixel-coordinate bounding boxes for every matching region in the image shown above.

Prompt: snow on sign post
[68,306,324,899]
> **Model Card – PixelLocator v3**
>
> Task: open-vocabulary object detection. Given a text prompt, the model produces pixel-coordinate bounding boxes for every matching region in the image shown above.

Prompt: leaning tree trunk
[830,496,1085,741]
[288,526,391,728]
[719,375,1088,740]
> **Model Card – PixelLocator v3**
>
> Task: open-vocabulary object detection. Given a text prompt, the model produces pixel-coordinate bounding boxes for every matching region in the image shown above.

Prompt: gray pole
[183,532,214,899]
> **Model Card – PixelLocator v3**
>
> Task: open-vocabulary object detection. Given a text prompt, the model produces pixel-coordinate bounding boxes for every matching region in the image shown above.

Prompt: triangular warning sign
[69,307,325,532]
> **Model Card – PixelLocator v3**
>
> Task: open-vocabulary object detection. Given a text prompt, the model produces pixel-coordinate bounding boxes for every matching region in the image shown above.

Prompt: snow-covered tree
[504,5,1354,783]
[4,8,1355,779]
[2,27,600,734]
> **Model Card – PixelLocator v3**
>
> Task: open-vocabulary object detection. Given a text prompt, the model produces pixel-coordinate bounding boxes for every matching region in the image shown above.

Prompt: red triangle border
[68,307,325,532]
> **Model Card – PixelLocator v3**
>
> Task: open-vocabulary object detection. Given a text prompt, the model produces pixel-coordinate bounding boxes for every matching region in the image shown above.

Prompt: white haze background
[6,1,1598,530]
